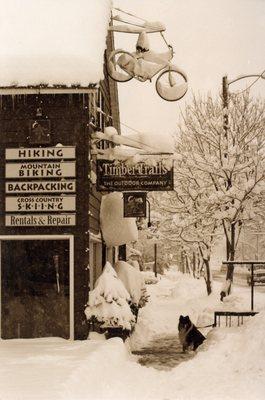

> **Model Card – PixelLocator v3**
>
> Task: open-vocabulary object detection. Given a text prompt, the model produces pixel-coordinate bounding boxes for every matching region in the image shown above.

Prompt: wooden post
[192,252,196,277]
[154,243,157,277]
[222,75,229,141]
[251,263,254,311]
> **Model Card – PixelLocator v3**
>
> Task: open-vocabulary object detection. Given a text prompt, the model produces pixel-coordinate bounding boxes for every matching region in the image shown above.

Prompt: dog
[178,315,206,352]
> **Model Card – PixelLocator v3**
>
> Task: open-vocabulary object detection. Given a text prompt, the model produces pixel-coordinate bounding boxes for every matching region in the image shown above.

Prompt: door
[1,239,70,339]
[89,241,103,289]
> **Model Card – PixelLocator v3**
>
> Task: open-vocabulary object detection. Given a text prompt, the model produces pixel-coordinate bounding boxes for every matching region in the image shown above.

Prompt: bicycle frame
[107,10,188,101]
[118,48,173,82]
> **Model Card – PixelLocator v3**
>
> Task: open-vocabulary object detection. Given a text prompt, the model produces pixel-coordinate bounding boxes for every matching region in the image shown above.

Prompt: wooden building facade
[0,32,120,340]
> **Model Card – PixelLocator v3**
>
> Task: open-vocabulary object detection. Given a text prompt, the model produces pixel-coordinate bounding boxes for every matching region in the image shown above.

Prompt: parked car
[247,268,265,285]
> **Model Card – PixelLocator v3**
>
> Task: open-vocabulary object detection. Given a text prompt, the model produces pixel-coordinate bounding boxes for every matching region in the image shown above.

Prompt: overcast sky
[113,0,265,136]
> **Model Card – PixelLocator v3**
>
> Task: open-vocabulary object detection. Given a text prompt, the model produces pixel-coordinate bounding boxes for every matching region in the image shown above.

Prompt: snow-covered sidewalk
[1,269,265,400]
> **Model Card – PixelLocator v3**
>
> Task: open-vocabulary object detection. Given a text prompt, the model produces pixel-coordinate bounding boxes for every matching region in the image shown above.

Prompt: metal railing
[213,311,258,327]
[222,261,265,311]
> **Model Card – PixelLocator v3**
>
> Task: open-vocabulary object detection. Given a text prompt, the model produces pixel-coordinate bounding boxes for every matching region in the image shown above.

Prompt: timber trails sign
[96,159,174,192]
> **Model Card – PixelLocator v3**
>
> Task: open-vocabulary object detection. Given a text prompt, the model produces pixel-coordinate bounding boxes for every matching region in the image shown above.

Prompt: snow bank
[1,270,265,400]
[66,310,265,400]
[0,0,111,87]
[100,192,138,246]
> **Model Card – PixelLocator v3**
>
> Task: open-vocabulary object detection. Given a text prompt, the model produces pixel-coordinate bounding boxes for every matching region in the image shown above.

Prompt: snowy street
[1,269,264,400]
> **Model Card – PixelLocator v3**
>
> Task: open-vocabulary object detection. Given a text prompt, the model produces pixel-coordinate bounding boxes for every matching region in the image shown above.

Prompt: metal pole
[154,243,157,277]
[146,199,151,228]
[251,263,254,311]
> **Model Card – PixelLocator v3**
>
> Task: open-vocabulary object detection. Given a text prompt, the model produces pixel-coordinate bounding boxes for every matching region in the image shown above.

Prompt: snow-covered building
[0,0,121,340]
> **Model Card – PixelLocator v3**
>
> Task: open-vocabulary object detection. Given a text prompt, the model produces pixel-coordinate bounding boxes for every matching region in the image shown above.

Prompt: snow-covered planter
[114,261,149,321]
[85,262,135,339]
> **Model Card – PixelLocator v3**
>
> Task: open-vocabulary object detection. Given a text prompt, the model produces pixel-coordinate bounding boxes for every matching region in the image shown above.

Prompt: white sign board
[5,147,76,160]
[5,214,76,227]
[6,196,76,212]
[5,162,76,178]
[6,180,76,194]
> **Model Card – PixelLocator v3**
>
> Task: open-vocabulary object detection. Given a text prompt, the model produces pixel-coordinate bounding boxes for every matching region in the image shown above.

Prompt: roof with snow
[0,0,111,89]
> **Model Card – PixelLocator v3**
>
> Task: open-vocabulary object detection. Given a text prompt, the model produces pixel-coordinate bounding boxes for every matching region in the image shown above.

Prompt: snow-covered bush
[114,261,149,318]
[142,271,159,285]
[127,259,140,271]
[85,262,135,332]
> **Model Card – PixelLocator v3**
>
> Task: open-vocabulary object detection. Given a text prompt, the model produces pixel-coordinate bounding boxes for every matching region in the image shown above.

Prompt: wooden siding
[0,93,91,339]
[88,30,120,237]
[0,31,120,340]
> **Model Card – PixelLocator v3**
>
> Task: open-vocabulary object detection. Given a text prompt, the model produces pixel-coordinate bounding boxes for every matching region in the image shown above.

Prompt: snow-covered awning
[0,0,111,88]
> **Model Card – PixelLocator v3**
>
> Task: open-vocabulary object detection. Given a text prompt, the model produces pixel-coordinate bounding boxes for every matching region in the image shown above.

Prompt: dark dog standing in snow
[178,315,206,352]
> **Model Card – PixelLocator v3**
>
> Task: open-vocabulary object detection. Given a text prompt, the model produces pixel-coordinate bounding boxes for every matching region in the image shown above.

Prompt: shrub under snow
[85,262,135,331]
[115,261,149,311]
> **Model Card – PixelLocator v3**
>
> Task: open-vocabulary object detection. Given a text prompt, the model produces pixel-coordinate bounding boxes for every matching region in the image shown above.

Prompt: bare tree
[151,92,265,296]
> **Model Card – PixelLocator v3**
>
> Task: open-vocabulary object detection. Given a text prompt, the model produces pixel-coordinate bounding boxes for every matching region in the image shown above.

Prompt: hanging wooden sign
[5,146,76,160]
[5,195,76,212]
[96,159,174,192]
[5,213,76,227]
[123,192,147,218]
[5,161,76,178]
[5,180,76,194]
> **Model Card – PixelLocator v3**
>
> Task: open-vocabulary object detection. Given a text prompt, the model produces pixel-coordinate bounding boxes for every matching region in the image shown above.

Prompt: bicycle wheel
[155,67,188,101]
[107,50,135,83]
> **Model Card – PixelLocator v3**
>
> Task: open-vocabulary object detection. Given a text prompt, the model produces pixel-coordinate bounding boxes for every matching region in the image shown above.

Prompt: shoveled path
[132,334,195,371]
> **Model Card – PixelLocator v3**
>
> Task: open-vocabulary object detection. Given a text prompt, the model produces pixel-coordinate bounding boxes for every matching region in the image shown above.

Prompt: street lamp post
[222,71,265,197]
[221,71,265,287]
[222,71,265,118]
[222,76,229,142]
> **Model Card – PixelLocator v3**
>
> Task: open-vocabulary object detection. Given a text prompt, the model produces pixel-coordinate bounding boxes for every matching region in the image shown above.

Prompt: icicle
[11,94,15,111]
[68,94,73,105]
